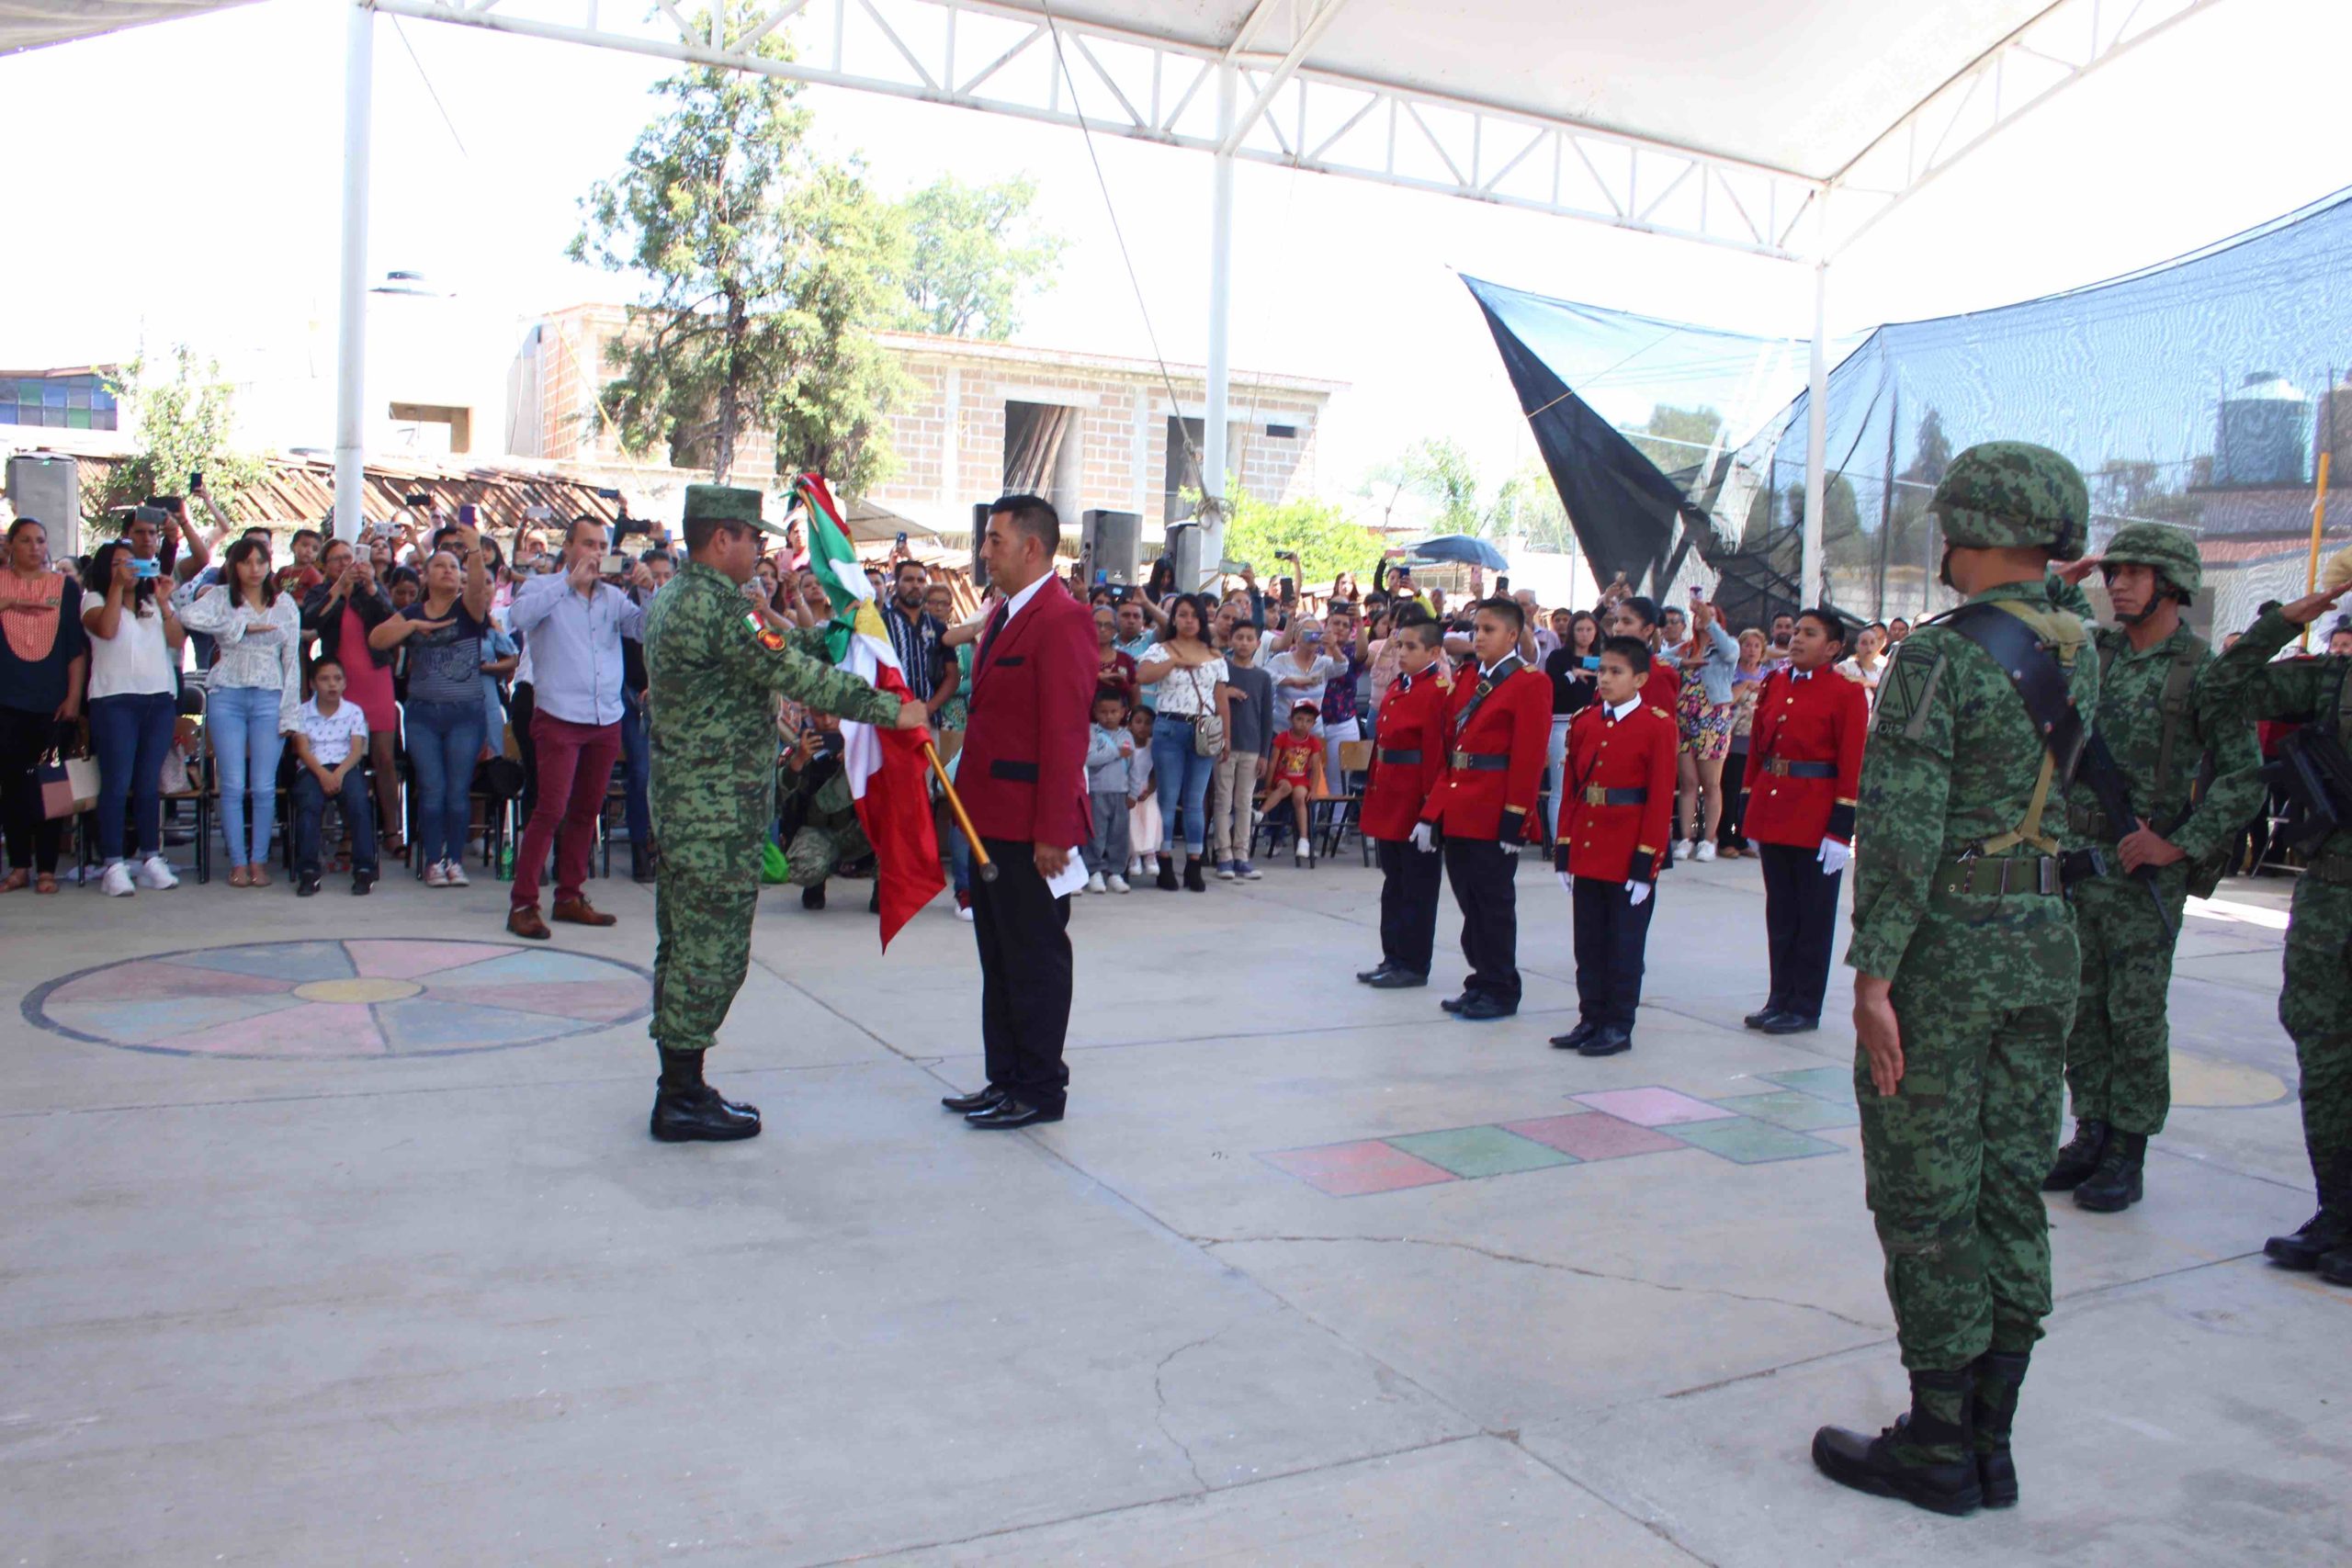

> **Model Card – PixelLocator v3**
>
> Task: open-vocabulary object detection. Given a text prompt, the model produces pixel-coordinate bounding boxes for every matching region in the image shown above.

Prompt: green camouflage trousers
[2064,864,2188,1136]
[1860,929,2073,1371]
[2280,875,2352,1210]
[785,822,866,888]
[650,838,762,1055]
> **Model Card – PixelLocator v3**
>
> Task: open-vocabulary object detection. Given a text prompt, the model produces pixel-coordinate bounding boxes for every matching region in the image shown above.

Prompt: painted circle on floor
[24,939,652,1060]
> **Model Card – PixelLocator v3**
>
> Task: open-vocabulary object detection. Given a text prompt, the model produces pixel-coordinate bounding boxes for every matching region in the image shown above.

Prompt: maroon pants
[513,711,621,909]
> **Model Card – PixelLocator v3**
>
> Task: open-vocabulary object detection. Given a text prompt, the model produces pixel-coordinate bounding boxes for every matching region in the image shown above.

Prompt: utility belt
[1760,757,1836,779]
[1935,852,2064,899]
[1450,750,1510,772]
[1379,748,1423,765]
[1581,785,1648,807]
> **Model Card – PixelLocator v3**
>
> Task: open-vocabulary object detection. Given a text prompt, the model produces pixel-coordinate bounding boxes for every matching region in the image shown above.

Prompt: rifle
[2077,730,2177,942]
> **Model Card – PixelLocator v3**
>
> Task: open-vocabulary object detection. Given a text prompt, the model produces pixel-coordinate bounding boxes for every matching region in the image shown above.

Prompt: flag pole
[923,741,998,883]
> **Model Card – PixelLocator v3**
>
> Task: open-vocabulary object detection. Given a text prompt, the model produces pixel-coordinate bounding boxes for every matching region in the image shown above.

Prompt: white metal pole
[333,0,376,546]
[1801,254,1829,608]
[1200,64,1236,588]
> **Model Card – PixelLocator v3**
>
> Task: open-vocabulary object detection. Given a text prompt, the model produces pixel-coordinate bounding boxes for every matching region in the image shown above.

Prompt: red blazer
[957,577,1096,847]
[1419,663,1551,841]
[1361,666,1451,840]
[1740,666,1868,847]
[1557,699,1678,882]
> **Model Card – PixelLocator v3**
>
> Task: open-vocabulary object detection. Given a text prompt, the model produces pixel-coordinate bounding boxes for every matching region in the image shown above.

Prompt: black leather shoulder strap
[1935,601,2086,780]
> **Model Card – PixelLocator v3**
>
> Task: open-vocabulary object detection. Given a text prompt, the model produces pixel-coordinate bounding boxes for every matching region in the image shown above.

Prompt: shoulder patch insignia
[1648,705,1669,720]
[1873,638,1942,734]
[740,609,787,651]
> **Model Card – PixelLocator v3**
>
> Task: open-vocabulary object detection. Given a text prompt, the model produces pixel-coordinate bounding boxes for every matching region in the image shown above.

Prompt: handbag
[61,753,102,815]
[1186,665,1226,758]
[38,751,79,819]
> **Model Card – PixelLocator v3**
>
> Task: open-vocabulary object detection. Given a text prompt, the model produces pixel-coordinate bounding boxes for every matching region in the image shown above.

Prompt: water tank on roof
[2215,372,2311,487]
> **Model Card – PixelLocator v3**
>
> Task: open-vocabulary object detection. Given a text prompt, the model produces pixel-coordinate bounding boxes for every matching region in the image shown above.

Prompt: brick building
[516,303,1342,537]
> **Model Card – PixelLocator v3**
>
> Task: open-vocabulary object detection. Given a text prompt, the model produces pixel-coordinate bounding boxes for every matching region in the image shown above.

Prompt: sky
[4,0,2349,503]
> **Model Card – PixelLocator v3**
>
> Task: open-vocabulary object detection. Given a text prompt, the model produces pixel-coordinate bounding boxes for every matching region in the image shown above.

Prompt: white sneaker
[1085,871,1106,895]
[1693,840,1717,863]
[100,861,136,897]
[443,860,469,887]
[1294,842,1309,862]
[137,854,178,890]
[424,861,450,887]
[1106,874,1130,894]
[1673,839,1696,861]
[955,904,974,922]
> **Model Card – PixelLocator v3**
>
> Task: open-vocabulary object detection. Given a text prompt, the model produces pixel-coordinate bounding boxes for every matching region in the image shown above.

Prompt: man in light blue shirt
[503,518,654,940]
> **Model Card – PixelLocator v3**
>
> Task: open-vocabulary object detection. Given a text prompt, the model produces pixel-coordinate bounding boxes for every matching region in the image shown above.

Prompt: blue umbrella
[1407,534,1510,571]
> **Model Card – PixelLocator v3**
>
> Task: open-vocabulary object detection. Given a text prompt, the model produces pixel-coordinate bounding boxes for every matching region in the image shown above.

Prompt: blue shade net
[1468,185,2352,635]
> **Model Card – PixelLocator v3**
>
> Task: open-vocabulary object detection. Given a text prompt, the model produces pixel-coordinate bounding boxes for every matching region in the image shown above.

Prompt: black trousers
[509,681,539,824]
[1572,874,1656,1030]
[0,705,64,874]
[971,836,1073,1111]
[1375,836,1444,976]
[1719,742,1750,851]
[1443,837,1521,1007]
[1758,840,1841,1021]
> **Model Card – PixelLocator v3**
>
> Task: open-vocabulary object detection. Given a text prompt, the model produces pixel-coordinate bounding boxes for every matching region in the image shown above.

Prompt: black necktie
[977,599,1011,671]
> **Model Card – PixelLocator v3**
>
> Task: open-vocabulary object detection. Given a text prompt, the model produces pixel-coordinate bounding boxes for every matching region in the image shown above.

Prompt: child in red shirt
[1265,702,1321,862]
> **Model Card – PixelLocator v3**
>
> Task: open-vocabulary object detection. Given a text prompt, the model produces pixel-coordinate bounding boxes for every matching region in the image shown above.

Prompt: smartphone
[595,488,623,502]
[1581,655,1601,671]
[188,469,203,493]
[132,556,161,580]
[601,553,629,576]
[895,531,909,549]
[458,503,478,528]
[403,492,429,509]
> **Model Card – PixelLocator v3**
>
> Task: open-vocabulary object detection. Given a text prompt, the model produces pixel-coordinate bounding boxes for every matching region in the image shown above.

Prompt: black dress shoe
[1577,1027,1633,1056]
[1743,1005,1784,1030]
[650,1085,763,1142]
[1759,1011,1819,1034]
[967,1096,1064,1129]
[1440,993,1474,1013]
[1355,964,1393,984]
[1366,968,1428,989]
[802,884,826,910]
[941,1086,1007,1114]
[1550,1021,1598,1050]
[1454,993,1517,1021]
[297,875,320,897]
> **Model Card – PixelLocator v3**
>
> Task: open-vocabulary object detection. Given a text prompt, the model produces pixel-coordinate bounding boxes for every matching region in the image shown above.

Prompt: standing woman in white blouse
[178,536,302,886]
[81,534,187,897]
[1135,592,1228,892]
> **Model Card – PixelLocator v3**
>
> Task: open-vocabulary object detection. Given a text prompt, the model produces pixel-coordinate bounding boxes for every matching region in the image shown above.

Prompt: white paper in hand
[1046,849,1091,899]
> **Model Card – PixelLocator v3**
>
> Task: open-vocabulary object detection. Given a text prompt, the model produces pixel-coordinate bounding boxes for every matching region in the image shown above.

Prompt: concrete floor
[2,852,2343,1566]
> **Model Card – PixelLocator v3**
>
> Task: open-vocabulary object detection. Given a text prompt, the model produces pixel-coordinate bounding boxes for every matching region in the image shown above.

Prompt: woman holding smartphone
[369,525,493,886]
[177,536,301,886]
[81,534,187,897]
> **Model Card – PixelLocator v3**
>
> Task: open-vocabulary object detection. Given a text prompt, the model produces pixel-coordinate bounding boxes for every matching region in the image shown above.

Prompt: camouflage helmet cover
[1928,441,2088,560]
[2099,521,2200,598]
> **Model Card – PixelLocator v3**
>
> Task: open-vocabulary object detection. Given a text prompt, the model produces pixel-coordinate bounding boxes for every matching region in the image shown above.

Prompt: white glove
[1624,879,1652,908]
[1409,822,1436,853]
[1557,870,1575,894]
[1816,837,1852,876]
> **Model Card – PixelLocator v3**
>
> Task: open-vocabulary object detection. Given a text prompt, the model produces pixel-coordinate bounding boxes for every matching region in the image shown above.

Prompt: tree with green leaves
[91,347,266,519]
[1366,437,1517,536]
[1208,487,1382,585]
[894,174,1067,339]
[1626,404,1726,479]
[571,10,909,492]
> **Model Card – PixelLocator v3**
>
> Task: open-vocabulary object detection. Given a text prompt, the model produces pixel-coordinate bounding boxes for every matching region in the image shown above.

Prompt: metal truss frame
[367,0,1826,260]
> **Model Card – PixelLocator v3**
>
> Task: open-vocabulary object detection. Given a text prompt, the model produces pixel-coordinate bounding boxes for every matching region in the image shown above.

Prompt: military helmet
[1929,442,2088,560]
[2100,521,2200,598]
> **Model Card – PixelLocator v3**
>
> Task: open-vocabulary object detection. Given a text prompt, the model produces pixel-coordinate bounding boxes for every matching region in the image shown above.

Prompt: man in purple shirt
[504,518,653,941]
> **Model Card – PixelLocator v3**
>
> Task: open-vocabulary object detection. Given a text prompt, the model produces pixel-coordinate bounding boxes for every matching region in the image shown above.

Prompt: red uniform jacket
[1361,666,1451,840]
[957,577,1097,847]
[1419,662,1551,841]
[1557,698,1677,882]
[1641,660,1681,713]
[1739,665,1868,847]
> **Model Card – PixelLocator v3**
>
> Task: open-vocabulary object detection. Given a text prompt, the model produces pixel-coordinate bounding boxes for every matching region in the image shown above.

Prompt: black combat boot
[2041,1118,2109,1191]
[2074,1131,2146,1213]
[648,1048,762,1143]
[2264,1208,2352,1269]
[1812,1368,1982,1517]
[1970,1350,2030,1507]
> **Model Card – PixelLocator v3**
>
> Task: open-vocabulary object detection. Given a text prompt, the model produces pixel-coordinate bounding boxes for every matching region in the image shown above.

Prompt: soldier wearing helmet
[2041,524,2261,1216]
[1815,442,2102,1517]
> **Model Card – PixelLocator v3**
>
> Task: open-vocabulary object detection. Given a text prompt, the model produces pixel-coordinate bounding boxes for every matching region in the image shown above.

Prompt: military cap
[2100,521,2200,597]
[683,483,788,538]
[1929,442,2088,560]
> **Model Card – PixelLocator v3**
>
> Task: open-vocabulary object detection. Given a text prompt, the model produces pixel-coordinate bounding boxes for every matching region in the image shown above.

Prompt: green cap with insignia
[683,483,788,538]
[2099,520,2200,597]
[1929,441,2088,560]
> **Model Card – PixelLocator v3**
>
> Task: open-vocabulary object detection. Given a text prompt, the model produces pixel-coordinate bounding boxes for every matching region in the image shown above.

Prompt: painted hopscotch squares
[1261,1077,1858,1196]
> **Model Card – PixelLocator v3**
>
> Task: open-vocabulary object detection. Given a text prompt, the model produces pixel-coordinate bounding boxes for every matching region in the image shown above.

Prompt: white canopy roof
[0,0,253,57]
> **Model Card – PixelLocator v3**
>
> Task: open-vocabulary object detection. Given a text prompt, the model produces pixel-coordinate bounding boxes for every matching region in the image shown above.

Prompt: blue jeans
[89,691,176,863]
[621,686,652,850]
[209,683,285,866]
[293,765,378,880]
[1151,715,1212,857]
[405,699,484,867]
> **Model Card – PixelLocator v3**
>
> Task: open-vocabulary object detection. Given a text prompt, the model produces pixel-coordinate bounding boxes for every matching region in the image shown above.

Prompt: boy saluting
[1358,615,1452,987]
[1552,635,1677,1056]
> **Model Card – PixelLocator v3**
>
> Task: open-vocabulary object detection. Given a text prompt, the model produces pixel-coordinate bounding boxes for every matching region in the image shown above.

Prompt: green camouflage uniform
[2060,527,2263,1138]
[777,753,869,888]
[2200,608,2352,1224]
[643,541,898,1055]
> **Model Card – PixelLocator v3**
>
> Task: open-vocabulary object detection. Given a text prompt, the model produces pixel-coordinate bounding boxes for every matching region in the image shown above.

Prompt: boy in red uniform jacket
[1738,608,1867,1033]
[1419,599,1553,1021]
[1551,635,1678,1056]
[1357,619,1451,987]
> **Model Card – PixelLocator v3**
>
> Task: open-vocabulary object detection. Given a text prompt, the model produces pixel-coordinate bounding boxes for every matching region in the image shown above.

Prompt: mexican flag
[793,472,944,950]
